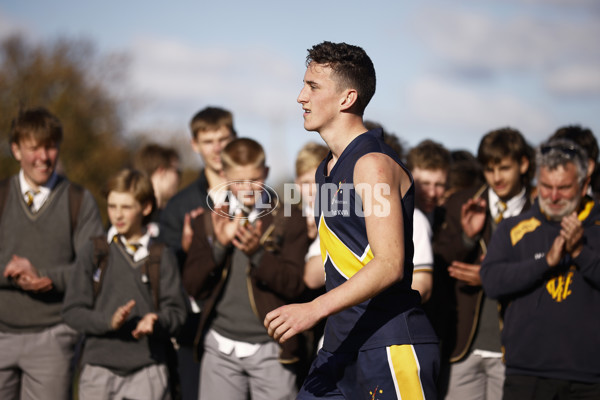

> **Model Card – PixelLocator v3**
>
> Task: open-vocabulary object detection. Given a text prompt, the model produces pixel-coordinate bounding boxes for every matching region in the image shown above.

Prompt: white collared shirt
[227,194,260,224]
[305,236,321,262]
[413,208,434,272]
[473,349,503,359]
[19,170,58,213]
[209,328,261,358]
[107,226,154,262]
[488,187,527,222]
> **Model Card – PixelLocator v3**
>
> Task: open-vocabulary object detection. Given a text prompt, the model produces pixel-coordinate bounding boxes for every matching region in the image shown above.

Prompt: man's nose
[297,87,308,104]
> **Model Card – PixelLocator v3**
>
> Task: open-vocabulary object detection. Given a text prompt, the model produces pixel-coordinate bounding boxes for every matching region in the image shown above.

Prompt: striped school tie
[494,201,507,224]
[25,190,39,210]
[126,242,142,254]
[113,235,141,256]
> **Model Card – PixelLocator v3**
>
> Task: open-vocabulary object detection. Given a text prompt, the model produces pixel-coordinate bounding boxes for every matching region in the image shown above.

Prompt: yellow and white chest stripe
[318,214,374,280]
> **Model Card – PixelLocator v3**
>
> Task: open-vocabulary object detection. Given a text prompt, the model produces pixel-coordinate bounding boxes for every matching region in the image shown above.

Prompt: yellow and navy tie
[113,235,141,257]
[25,190,39,210]
[126,242,142,254]
[495,201,507,224]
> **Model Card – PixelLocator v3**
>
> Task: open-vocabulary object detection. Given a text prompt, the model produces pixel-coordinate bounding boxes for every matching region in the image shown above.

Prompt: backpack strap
[0,178,9,226]
[143,242,165,311]
[202,209,214,245]
[93,237,164,310]
[68,182,84,234]
[92,236,110,298]
[0,177,84,233]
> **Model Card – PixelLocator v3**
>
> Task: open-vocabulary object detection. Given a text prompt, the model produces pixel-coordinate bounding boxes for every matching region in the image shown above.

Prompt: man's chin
[207,162,222,172]
[546,213,564,222]
[417,202,435,214]
[31,174,52,187]
[541,204,575,222]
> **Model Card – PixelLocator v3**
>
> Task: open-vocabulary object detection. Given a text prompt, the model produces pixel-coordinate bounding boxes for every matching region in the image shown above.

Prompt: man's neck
[319,117,367,167]
[19,170,56,192]
[205,167,227,190]
[489,186,528,219]
[496,186,526,204]
[123,226,146,244]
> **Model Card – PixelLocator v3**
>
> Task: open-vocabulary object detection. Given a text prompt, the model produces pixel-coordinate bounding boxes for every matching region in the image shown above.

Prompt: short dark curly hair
[306,41,376,115]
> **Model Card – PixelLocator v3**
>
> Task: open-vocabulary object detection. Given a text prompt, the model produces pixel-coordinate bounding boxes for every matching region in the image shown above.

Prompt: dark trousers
[504,374,600,400]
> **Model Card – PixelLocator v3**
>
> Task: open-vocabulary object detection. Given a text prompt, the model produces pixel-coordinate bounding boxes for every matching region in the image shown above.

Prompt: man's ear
[11,142,22,162]
[581,175,591,197]
[142,201,153,217]
[190,137,201,155]
[153,166,166,178]
[519,156,530,175]
[339,89,358,111]
[587,160,595,180]
[263,166,270,181]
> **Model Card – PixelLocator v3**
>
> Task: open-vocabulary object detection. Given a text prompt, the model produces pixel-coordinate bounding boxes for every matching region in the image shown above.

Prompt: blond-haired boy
[63,169,186,399]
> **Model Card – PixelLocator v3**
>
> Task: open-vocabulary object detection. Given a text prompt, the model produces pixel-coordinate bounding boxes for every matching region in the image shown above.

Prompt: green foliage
[0,35,134,224]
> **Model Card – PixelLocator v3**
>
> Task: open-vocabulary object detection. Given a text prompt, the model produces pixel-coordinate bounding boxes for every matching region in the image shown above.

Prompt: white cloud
[417,8,598,68]
[545,65,600,96]
[124,36,307,177]
[404,75,555,143]
[128,36,301,120]
[517,0,600,6]
[414,6,600,95]
[0,11,31,41]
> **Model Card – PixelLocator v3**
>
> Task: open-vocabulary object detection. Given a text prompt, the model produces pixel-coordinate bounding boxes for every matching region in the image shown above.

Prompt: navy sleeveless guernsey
[314,128,438,353]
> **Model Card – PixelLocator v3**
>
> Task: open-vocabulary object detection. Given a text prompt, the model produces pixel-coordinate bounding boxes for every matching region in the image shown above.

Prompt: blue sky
[2,0,600,183]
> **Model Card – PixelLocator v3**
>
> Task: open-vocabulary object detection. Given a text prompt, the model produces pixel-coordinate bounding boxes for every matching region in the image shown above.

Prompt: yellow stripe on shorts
[386,345,426,400]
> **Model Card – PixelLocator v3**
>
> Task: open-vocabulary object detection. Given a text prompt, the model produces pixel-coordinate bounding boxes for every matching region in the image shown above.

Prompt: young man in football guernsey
[265,41,439,399]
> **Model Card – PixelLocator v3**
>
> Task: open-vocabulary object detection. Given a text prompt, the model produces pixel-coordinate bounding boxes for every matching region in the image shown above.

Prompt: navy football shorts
[298,343,439,399]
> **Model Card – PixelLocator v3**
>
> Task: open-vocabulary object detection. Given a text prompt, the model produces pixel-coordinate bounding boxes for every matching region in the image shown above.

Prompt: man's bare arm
[265,153,409,343]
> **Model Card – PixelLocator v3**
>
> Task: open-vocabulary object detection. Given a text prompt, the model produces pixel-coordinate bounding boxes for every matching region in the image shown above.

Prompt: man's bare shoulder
[355,152,399,174]
[355,152,409,191]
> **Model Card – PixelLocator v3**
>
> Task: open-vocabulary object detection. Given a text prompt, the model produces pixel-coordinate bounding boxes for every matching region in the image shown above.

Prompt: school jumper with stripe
[480,198,600,383]
[62,238,187,375]
[0,175,104,332]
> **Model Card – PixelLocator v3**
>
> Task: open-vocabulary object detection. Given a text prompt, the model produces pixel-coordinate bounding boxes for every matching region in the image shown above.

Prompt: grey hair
[536,138,588,185]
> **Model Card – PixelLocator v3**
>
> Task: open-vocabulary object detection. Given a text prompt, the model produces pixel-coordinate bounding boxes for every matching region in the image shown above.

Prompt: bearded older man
[480,138,600,400]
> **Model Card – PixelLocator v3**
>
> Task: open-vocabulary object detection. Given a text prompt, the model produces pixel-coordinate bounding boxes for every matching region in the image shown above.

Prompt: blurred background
[1,0,599,221]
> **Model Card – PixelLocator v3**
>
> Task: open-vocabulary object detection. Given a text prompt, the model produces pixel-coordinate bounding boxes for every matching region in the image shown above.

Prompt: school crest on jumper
[546,266,575,303]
